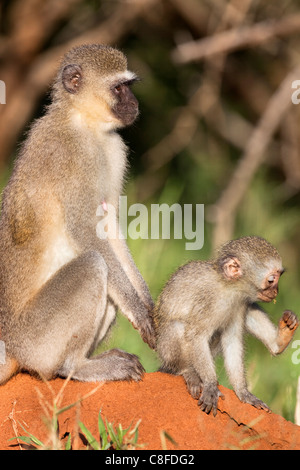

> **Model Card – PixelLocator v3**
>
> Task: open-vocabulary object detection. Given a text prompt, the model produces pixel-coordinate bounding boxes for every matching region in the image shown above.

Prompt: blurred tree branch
[208,65,300,248]
[172,13,300,64]
[279,108,300,196]
[1,0,300,258]
[139,0,255,199]
[0,0,157,170]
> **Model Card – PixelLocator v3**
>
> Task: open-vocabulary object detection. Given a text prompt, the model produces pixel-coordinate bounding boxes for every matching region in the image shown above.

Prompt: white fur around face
[104,70,138,85]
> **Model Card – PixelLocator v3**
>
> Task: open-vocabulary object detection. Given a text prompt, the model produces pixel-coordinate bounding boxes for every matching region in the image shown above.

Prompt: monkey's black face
[257,269,284,302]
[60,62,139,127]
[111,80,139,126]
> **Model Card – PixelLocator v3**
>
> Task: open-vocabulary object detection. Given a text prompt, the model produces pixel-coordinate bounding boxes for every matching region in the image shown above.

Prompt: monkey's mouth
[257,289,278,302]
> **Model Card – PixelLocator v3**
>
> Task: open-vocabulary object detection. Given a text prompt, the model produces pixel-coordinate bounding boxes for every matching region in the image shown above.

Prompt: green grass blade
[64,433,72,450]
[12,421,45,447]
[98,411,109,449]
[78,421,100,450]
[106,421,121,449]
[160,430,177,450]
[129,419,141,445]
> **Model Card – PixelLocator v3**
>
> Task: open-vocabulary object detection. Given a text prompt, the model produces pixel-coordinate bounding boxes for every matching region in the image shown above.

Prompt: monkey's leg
[183,333,222,400]
[15,251,144,382]
[156,321,185,373]
[192,336,223,416]
[221,320,270,412]
[156,323,203,397]
[246,305,299,355]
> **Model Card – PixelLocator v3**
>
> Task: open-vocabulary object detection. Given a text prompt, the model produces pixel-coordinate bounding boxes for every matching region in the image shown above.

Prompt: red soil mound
[0,372,299,450]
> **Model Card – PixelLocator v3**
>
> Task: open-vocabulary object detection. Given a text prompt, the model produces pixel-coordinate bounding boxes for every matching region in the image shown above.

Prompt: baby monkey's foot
[198,383,224,417]
[238,390,271,412]
[183,369,203,399]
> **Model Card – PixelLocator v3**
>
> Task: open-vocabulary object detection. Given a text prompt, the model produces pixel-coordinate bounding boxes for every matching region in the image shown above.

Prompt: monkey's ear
[220,256,242,280]
[62,64,82,94]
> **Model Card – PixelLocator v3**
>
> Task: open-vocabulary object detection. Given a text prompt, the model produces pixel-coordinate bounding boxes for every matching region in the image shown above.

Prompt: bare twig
[173,13,300,64]
[209,65,300,248]
[3,400,25,450]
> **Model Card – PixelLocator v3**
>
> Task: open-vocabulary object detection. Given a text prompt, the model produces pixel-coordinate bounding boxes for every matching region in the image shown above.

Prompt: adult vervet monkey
[0,44,155,385]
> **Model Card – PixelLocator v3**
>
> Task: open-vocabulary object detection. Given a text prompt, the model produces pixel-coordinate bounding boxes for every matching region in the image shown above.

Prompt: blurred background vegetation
[1,0,300,423]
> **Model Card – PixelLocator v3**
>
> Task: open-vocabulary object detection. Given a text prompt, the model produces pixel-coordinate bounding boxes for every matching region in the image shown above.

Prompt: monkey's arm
[108,235,154,311]
[246,304,299,355]
[221,318,270,411]
[98,239,155,349]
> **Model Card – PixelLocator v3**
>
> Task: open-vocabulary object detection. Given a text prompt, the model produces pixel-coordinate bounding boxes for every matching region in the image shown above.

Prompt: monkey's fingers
[140,326,156,350]
[198,400,216,416]
[251,399,271,413]
[277,311,299,353]
[139,318,157,350]
[280,310,299,332]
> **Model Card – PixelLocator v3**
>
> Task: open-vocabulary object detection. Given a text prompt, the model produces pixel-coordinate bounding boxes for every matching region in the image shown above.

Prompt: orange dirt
[0,372,299,450]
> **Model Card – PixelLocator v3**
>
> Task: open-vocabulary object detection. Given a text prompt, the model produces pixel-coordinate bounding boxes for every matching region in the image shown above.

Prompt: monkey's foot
[183,369,203,399]
[198,383,224,417]
[277,310,299,353]
[70,349,145,382]
[106,349,145,382]
[238,390,271,413]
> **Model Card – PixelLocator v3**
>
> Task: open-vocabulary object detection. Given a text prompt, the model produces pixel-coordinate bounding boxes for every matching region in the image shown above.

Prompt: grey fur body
[0,44,155,384]
[154,236,299,415]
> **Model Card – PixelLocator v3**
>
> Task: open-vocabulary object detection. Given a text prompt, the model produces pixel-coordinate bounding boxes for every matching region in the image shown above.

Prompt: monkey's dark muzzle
[257,287,278,302]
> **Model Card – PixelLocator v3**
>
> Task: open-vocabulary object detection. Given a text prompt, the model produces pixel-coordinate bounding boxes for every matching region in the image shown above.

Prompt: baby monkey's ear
[62,64,83,94]
[220,256,243,280]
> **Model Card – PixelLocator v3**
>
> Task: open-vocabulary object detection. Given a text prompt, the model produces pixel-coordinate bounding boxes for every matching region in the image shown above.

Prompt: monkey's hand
[132,309,156,350]
[276,310,299,354]
[139,315,157,350]
[238,390,271,413]
[198,383,224,417]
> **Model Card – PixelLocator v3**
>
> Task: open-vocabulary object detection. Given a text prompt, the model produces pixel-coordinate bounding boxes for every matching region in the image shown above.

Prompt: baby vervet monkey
[154,236,299,416]
[0,44,156,385]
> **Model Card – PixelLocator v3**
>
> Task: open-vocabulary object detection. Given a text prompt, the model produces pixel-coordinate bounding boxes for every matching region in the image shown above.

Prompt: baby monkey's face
[257,268,284,303]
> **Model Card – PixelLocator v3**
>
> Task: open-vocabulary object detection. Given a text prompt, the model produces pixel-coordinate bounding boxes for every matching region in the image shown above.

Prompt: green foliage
[9,404,142,450]
[78,412,142,450]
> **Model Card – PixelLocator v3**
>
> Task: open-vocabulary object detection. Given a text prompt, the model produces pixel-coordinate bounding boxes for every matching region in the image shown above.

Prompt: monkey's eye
[267,275,275,284]
[114,84,122,94]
